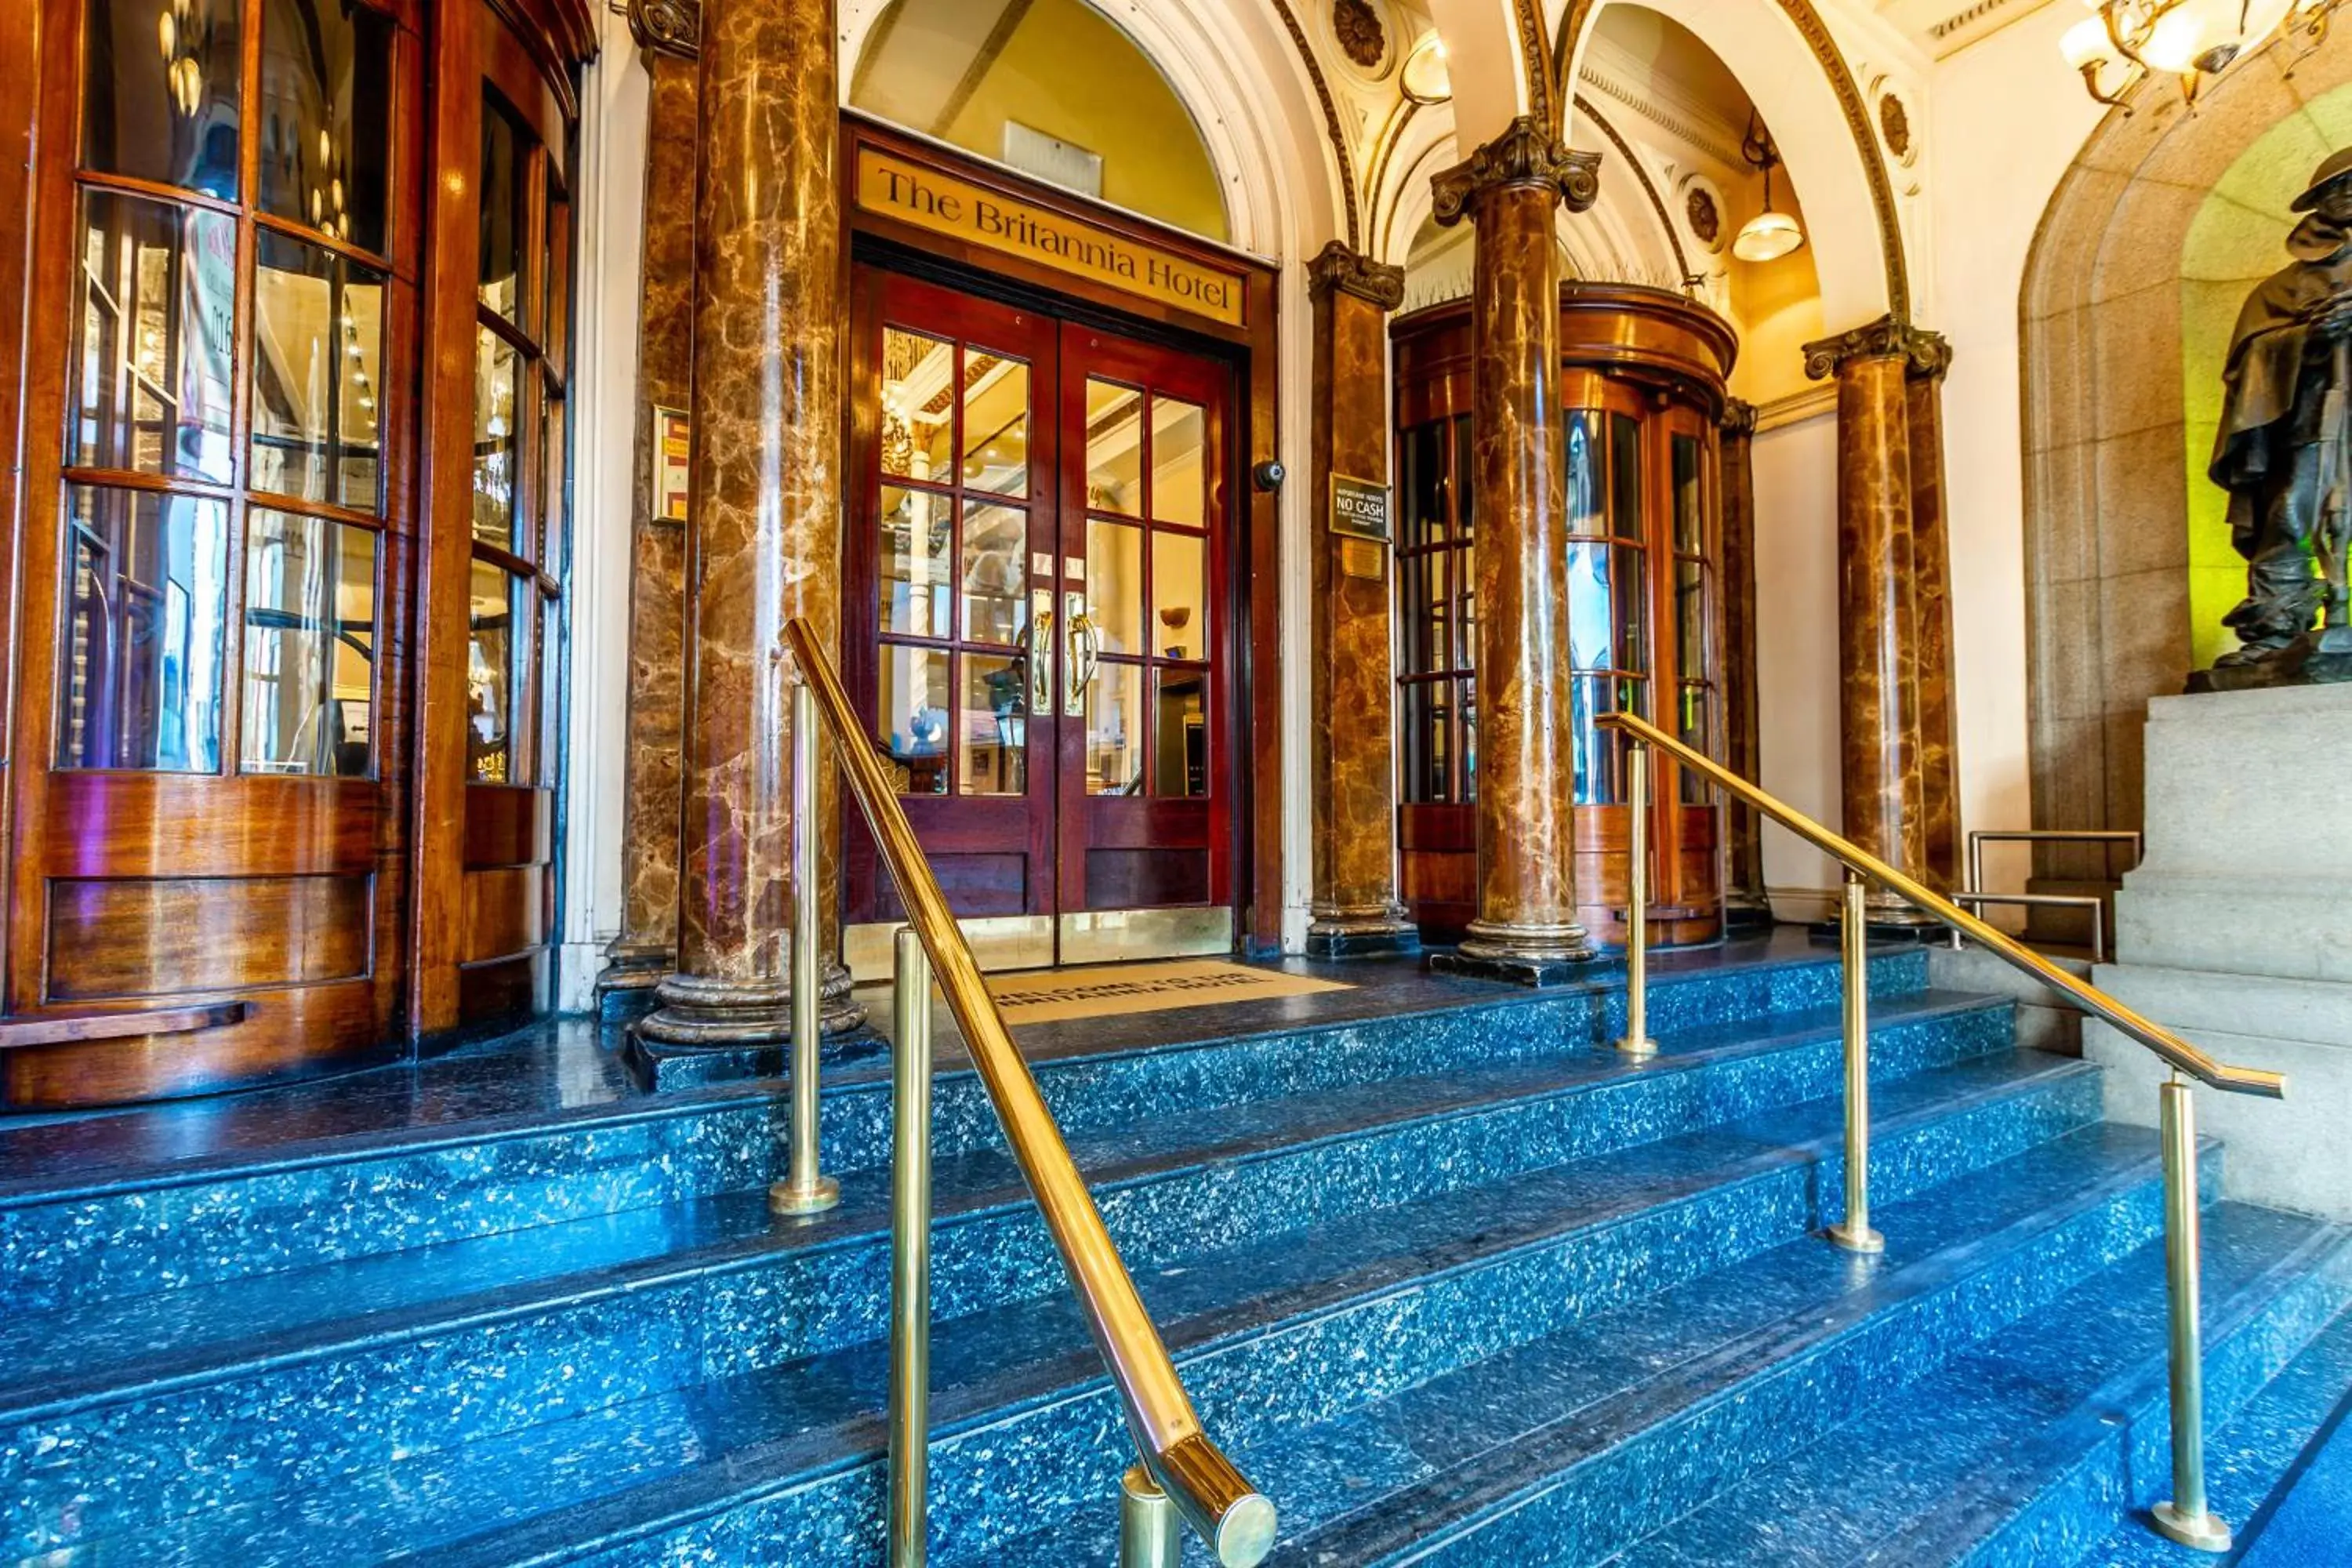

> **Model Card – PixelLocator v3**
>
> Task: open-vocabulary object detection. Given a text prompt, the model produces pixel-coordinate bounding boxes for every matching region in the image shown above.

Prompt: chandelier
[2063,0,2336,107]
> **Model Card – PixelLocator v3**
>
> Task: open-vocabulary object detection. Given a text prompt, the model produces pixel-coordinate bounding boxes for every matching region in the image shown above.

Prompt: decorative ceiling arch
[1551,0,1910,322]
[1266,0,1364,250]
[1515,1,1557,129]
[1573,93,1692,287]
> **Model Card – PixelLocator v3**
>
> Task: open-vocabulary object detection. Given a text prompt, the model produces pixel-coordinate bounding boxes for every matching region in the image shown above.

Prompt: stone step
[5,1043,2074,1563]
[0,946,1930,1316]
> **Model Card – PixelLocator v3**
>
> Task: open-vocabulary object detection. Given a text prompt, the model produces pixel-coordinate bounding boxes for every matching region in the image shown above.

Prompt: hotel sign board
[854,146,1248,328]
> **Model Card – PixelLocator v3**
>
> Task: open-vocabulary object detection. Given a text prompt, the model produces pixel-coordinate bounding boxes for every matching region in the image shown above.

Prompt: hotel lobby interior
[2,0,2351,1560]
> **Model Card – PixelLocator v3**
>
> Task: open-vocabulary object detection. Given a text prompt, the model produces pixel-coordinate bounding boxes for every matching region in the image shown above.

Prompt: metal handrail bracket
[782,619,1276,1568]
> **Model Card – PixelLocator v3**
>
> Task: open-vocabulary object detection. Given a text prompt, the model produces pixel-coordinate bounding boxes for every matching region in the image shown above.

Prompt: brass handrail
[1598,710,2282,1100]
[782,619,1276,1568]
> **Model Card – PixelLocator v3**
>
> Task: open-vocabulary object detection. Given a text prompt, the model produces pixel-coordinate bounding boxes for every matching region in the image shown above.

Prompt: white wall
[1751,408,1842,910]
[1927,4,2104,901]
[557,19,651,1011]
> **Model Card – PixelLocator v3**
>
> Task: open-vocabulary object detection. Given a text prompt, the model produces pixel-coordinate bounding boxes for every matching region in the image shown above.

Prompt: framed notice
[1330,474,1390,543]
[654,405,691,522]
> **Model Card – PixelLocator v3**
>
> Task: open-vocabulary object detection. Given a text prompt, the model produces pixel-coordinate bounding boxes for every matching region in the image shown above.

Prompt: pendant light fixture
[1733,112,1804,264]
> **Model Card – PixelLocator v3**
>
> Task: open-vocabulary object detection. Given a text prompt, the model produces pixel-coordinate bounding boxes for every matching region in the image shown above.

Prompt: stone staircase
[4,937,2350,1565]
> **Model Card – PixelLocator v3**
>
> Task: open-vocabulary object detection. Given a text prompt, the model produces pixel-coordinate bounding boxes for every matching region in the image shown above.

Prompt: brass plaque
[855,147,1248,328]
[1339,537,1387,581]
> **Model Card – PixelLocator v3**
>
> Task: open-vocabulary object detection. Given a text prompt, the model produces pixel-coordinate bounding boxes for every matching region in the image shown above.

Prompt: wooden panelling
[462,864,547,962]
[48,877,373,1001]
[1085,848,1211,909]
[40,776,380,879]
[870,854,1030,923]
[457,949,547,1022]
[463,785,555,869]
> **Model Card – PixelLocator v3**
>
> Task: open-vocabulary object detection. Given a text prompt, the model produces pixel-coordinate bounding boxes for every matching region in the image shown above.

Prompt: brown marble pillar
[639,0,860,1048]
[599,5,699,1004]
[1428,120,1603,984]
[1802,318,1952,923]
[1305,243,1420,959]
[1717,397,1770,929]
[1906,356,1962,894]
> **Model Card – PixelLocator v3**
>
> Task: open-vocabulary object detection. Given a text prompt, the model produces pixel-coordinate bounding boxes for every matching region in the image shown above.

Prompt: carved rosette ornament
[628,0,700,58]
[1331,0,1386,69]
[1306,240,1406,310]
[1430,116,1602,227]
[1802,314,1951,382]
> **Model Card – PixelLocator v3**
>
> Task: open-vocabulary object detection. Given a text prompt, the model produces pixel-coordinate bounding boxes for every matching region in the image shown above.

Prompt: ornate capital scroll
[629,0,701,58]
[1429,116,1602,228]
[1802,314,1952,382]
[1719,396,1759,437]
[1306,240,1406,311]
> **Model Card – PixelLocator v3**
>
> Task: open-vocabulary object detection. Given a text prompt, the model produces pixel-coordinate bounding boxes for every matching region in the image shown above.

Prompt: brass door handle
[1064,592,1099,716]
[1026,604,1054,713]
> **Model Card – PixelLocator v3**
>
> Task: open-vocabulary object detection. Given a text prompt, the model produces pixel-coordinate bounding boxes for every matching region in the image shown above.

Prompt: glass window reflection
[879,644,950,795]
[82,0,243,200]
[252,230,384,510]
[466,559,514,782]
[472,325,520,551]
[241,511,375,776]
[258,0,391,252]
[58,485,228,771]
[479,95,528,321]
[960,355,1028,495]
[880,330,955,481]
[70,191,236,483]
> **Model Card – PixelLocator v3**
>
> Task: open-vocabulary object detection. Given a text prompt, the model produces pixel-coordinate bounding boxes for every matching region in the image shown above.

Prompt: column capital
[1430,116,1602,228]
[1719,396,1758,437]
[1306,241,1406,311]
[1802,315,1951,383]
[629,0,701,58]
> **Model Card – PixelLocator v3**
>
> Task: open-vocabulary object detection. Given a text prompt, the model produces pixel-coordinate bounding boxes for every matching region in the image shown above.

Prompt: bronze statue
[2209,147,2352,674]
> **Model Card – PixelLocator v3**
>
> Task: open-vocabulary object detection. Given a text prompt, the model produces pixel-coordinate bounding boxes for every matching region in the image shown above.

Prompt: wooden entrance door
[844,270,1236,969]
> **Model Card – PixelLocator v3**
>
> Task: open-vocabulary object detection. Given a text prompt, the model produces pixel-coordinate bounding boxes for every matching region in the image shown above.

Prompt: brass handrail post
[1826,870,1884,1254]
[887,928,935,1567]
[1616,739,1657,1056]
[771,677,840,1216]
[1120,1464,1183,1568]
[2152,1072,2233,1552]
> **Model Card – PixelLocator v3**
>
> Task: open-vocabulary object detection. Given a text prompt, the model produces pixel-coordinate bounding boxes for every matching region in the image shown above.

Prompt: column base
[1305,904,1422,960]
[593,940,673,1020]
[628,960,872,1091]
[1723,891,1776,935]
[1806,907,1943,946]
[1431,919,1599,986]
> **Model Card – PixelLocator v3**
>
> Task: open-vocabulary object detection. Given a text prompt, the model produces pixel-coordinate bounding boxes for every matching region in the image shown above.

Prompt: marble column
[639,0,861,1048]
[599,3,699,1004]
[1305,242,1420,959]
[1428,119,1603,983]
[1717,397,1770,929]
[1802,318,1952,923]
[1906,355,1962,894]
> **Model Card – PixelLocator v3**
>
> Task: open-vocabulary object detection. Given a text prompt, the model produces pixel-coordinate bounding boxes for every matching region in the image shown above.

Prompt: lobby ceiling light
[2062,0,2336,107]
[1733,114,1804,264]
[1401,32,1452,105]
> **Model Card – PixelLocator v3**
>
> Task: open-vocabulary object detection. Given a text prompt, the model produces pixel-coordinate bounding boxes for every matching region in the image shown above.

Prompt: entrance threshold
[843,909,1236,982]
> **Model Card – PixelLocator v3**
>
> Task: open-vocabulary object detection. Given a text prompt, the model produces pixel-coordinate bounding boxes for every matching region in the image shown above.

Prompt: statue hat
[2291,147,2352,211]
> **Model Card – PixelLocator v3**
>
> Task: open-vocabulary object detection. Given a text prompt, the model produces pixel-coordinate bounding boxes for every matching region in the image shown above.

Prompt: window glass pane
[1566,410,1602,536]
[509,577,535,786]
[1459,561,1477,673]
[1679,683,1714,802]
[82,0,241,199]
[1398,550,1433,678]
[472,326,520,551]
[1402,422,1444,550]
[1085,660,1142,795]
[960,653,1027,797]
[1085,379,1142,514]
[1566,539,1612,673]
[960,500,1025,647]
[880,486,951,637]
[1087,517,1142,656]
[1612,544,1649,673]
[541,392,568,580]
[961,355,1028,496]
[241,511,374,775]
[1675,557,1708,684]
[1151,398,1205,525]
[1453,416,1475,539]
[540,597,562,793]
[1569,674,1617,806]
[1153,668,1207,797]
[466,558,514,782]
[252,230,384,510]
[58,485,228,771]
[258,0,392,252]
[1461,675,1477,802]
[478,95,527,321]
[542,188,568,365]
[880,330,955,482]
[878,643,949,795]
[1399,681,1436,803]
[1610,413,1642,541]
[1672,433,1704,553]
[70,192,235,482]
[1152,532,1204,659]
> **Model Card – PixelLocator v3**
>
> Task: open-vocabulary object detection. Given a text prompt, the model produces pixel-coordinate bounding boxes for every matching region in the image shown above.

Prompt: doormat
[984,960,1349,1025]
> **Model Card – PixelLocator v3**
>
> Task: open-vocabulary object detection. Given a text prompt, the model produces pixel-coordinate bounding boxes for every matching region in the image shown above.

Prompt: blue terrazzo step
[1588,1204,2352,1568]
[0,996,2020,1551]
[6,1047,2082,1563]
[966,1123,2198,1567]
[2074,1300,2352,1566]
[0,948,1930,1317]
